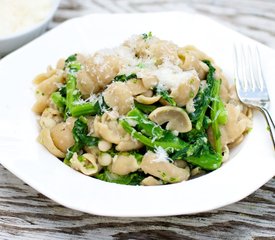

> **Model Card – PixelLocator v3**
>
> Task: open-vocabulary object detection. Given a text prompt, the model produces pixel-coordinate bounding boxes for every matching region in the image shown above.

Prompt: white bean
[98,153,112,166]
[98,140,112,152]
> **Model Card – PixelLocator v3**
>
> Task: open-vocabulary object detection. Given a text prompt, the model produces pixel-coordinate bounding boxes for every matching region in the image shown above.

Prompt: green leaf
[174,129,222,170]
[95,169,145,185]
[155,85,176,106]
[64,117,98,164]
[113,73,137,82]
[134,101,158,114]
[142,32,153,40]
[127,108,164,139]
[65,54,77,65]
[189,60,216,130]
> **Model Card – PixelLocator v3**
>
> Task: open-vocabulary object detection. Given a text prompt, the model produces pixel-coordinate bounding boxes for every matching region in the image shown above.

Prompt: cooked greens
[96,169,146,185]
[64,116,98,165]
[113,73,137,82]
[155,84,176,106]
[34,34,251,186]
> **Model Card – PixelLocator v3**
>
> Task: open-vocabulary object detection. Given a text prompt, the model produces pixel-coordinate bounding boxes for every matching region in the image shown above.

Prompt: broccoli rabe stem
[210,79,227,154]
[127,108,164,139]
[51,92,66,113]
[65,75,78,112]
[121,109,223,170]
[60,54,101,118]
[185,152,222,170]
[190,60,216,130]
[121,118,222,170]
[120,119,187,153]
[52,75,100,118]
[70,102,100,117]
[134,101,157,114]
[216,95,227,125]
[210,79,222,154]
[188,60,227,155]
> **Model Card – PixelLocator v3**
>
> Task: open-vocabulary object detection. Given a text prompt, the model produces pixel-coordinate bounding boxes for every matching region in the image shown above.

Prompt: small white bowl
[0,0,61,57]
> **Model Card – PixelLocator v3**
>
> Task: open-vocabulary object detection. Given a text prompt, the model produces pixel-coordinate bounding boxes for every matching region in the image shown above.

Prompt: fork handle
[260,107,275,149]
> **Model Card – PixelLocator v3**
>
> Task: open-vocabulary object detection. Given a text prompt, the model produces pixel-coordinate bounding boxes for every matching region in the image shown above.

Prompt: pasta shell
[38,128,65,158]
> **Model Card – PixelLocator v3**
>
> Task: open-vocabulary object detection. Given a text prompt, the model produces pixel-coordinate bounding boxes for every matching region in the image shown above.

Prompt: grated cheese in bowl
[0,0,54,37]
[0,0,60,57]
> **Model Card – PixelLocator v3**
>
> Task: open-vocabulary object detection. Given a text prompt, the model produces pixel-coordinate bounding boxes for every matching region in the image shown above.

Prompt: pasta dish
[32,33,252,185]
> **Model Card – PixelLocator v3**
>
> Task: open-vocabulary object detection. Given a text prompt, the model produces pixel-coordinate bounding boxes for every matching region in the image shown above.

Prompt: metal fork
[234,43,275,149]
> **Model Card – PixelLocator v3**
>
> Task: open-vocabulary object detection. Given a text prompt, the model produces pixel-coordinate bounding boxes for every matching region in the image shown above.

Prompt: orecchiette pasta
[36,71,64,96]
[135,95,161,105]
[125,79,148,96]
[140,151,190,183]
[115,135,143,152]
[76,53,120,96]
[141,176,162,186]
[70,153,99,176]
[38,128,65,158]
[149,106,192,133]
[33,67,56,84]
[178,47,209,80]
[170,71,200,106]
[111,154,139,175]
[51,117,75,153]
[39,108,62,129]
[33,33,252,186]
[103,82,134,115]
[208,102,252,148]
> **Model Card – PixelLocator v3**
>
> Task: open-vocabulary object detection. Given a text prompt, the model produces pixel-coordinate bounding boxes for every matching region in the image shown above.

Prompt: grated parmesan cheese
[86,93,98,103]
[113,37,199,92]
[153,146,171,163]
[154,67,198,90]
[0,0,53,36]
[186,98,196,113]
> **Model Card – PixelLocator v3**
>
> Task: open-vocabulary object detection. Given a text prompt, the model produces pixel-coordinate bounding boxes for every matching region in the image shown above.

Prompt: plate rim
[0,12,275,217]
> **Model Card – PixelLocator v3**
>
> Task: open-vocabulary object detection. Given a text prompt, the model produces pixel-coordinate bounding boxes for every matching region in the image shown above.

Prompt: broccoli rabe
[210,78,226,154]
[172,130,222,170]
[189,60,216,130]
[51,91,66,114]
[188,60,227,154]
[95,169,146,185]
[155,84,176,106]
[64,116,98,165]
[51,54,103,118]
[127,108,164,139]
[134,101,158,114]
[142,31,152,40]
[113,73,137,82]
[120,107,222,170]
[120,108,188,153]
[53,54,225,175]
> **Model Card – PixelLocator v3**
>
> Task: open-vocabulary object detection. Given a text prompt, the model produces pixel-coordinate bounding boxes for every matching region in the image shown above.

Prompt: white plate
[0,12,274,217]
